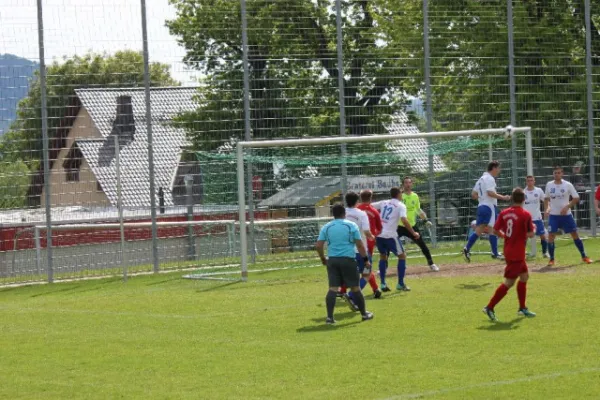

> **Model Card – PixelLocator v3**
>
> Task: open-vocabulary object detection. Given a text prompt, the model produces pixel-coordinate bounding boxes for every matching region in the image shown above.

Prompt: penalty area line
[381,367,600,400]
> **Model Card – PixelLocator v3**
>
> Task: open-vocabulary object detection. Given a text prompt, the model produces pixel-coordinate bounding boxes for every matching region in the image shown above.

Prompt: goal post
[236,126,534,279]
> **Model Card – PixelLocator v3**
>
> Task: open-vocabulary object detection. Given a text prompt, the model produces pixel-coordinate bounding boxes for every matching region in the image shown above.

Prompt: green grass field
[1,238,600,399]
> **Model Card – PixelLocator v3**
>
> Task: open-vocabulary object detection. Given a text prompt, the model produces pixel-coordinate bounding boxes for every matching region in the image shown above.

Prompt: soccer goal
[216,126,534,280]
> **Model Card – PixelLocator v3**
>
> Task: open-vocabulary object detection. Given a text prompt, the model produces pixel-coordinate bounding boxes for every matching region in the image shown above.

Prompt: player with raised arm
[338,191,379,310]
[544,166,593,267]
[356,189,384,298]
[524,176,550,258]
[399,176,439,272]
[483,188,536,321]
[372,187,420,292]
[463,161,511,262]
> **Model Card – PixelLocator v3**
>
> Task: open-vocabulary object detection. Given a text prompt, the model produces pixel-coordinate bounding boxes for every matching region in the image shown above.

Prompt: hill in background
[0,54,38,136]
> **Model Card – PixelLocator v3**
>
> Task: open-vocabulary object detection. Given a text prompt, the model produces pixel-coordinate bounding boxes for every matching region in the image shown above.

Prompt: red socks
[517,281,527,309]
[487,283,509,310]
[368,273,379,291]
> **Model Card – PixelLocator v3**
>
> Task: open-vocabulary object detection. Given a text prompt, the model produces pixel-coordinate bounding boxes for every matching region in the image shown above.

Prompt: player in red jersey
[483,187,537,321]
[356,189,383,298]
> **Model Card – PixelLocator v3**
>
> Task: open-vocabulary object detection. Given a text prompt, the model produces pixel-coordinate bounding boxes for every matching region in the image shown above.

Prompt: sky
[0,0,201,85]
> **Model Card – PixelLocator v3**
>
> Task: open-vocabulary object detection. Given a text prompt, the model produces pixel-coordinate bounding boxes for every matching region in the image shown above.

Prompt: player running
[483,188,536,321]
[399,176,439,272]
[356,189,384,298]
[338,192,381,310]
[372,187,419,292]
[544,166,593,267]
[463,161,511,262]
[524,176,550,258]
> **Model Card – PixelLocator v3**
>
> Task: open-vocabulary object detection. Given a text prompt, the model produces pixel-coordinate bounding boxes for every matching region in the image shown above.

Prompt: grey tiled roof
[385,113,447,173]
[75,87,197,137]
[258,177,342,207]
[74,87,197,208]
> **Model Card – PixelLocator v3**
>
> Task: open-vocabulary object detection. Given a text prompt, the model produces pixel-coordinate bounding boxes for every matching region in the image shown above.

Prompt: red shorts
[504,260,528,279]
[367,239,375,256]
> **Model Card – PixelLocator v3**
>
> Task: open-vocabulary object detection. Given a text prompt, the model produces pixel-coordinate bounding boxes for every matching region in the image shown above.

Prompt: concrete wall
[0,232,271,279]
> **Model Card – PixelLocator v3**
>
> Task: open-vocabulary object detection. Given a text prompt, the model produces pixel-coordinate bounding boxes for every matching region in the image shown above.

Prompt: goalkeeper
[397,177,439,272]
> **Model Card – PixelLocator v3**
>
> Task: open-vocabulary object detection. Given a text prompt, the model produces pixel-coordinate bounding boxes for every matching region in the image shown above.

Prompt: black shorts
[327,257,360,288]
[397,224,420,239]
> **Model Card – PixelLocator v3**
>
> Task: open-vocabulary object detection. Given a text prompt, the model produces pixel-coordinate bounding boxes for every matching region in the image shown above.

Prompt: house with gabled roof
[33,86,201,209]
[30,86,445,210]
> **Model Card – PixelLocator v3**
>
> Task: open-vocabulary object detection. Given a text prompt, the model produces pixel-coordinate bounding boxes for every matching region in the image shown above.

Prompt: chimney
[112,95,135,139]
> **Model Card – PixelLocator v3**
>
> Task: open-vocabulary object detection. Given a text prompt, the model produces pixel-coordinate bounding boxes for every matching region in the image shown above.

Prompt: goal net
[184,126,534,281]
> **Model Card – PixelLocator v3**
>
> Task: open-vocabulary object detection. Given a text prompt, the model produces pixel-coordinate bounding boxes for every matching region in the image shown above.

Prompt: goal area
[183,126,534,281]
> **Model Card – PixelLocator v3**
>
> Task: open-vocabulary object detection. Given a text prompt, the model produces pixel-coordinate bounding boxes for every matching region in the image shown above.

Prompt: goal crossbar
[236,126,534,279]
[236,127,531,148]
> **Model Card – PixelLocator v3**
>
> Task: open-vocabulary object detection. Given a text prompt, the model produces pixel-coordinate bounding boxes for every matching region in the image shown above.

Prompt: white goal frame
[237,127,534,279]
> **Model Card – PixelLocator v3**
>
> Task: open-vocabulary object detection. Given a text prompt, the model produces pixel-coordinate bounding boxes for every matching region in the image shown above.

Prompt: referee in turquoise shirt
[316,203,374,325]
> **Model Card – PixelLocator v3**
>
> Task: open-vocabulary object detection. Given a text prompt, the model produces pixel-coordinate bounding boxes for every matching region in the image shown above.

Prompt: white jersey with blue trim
[345,207,370,251]
[545,180,579,216]
[524,187,545,221]
[372,198,407,239]
[473,172,498,207]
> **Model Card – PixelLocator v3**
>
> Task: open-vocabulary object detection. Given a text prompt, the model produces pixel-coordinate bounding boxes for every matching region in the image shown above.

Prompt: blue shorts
[533,220,546,236]
[476,205,499,227]
[355,253,368,273]
[548,214,578,234]
[375,237,405,256]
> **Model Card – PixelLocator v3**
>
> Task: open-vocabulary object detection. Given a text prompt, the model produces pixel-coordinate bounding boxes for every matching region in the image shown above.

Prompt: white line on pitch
[381,367,600,400]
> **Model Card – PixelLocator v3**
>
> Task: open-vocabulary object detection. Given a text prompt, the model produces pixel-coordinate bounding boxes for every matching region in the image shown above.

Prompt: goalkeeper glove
[425,220,433,228]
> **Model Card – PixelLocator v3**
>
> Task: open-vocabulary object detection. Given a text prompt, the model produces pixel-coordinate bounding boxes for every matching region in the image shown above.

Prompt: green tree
[0,50,178,165]
[167,0,419,153]
[0,160,30,209]
[383,0,600,154]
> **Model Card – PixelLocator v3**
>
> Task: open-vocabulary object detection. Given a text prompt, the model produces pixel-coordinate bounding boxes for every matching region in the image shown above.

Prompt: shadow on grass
[146,277,181,286]
[30,285,82,298]
[195,281,241,293]
[534,264,576,273]
[309,311,359,323]
[456,282,492,291]
[477,317,523,331]
[366,291,407,300]
[298,313,364,333]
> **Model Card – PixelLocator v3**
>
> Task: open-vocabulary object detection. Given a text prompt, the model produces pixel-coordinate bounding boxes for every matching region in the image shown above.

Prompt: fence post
[34,226,41,276]
[584,0,597,236]
[184,174,196,260]
[240,0,257,263]
[335,0,348,197]
[36,0,53,283]
[114,135,126,281]
[423,0,437,247]
[507,0,518,187]
[140,0,160,273]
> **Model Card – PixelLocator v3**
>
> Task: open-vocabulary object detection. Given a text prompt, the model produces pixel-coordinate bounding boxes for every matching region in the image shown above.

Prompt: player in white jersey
[372,187,419,292]
[338,192,382,307]
[524,176,549,258]
[463,161,511,262]
[544,166,592,267]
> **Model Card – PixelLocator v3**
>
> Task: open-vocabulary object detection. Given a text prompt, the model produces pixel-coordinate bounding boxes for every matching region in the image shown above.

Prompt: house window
[96,181,102,192]
[63,145,83,182]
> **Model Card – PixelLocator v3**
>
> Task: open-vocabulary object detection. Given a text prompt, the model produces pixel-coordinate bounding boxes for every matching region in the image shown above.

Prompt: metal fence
[0,0,599,284]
